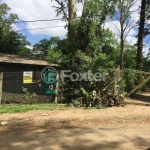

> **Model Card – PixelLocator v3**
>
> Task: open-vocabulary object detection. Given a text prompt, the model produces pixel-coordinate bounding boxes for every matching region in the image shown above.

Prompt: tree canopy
[0,3,31,55]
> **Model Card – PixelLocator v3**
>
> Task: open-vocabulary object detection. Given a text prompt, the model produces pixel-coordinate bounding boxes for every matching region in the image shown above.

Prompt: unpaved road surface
[0,93,150,150]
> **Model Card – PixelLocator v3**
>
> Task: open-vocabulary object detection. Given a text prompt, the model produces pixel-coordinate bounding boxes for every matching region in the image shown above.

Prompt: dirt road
[0,94,150,150]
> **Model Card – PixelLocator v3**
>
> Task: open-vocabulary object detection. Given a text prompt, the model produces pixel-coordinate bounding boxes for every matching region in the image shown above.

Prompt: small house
[0,53,59,104]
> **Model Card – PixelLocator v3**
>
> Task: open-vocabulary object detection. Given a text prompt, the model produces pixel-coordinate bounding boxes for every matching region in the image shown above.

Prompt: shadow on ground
[131,94,150,103]
[127,91,150,106]
[0,125,149,150]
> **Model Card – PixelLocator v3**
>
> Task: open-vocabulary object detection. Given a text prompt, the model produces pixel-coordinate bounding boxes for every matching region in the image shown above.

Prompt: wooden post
[0,72,3,104]
[54,73,59,103]
[114,65,121,95]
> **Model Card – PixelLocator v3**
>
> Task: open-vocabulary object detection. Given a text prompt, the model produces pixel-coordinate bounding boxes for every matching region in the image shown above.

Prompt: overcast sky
[0,0,149,56]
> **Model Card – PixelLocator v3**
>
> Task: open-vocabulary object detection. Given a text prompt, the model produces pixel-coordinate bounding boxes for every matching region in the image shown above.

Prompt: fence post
[54,73,59,103]
[114,65,121,95]
[0,72,3,104]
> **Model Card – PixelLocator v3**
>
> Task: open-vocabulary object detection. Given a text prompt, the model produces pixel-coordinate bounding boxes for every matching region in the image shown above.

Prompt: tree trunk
[81,0,88,18]
[120,25,124,69]
[68,0,76,23]
[68,0,76,39]
[120,0,124,69]
[136,0,146,70]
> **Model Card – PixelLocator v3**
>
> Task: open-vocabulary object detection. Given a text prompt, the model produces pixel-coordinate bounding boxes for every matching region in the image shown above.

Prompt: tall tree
[68,0,76,22]
[68,0,76,40]
[136,0,146,70]
[49,0,130,104]
[52,0,76,40]
[143,1,150,38]
[50,0,118,70]
[0,3,31,54]
[112,0,138,69]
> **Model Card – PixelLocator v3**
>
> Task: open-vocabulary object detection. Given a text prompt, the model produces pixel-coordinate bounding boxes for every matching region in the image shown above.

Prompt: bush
[22,87,37,104]
[72,97,82,107]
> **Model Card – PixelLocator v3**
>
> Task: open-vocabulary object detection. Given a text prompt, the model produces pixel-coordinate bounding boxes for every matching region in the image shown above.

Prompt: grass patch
[0,103,69,114]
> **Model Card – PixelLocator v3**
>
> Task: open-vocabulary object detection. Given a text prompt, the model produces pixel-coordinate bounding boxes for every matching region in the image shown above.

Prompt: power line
[16,13,148,32]
[15,16,144,32]
[15,9,150,32]
[14,8,149,24]
[15,18,63,23]
[15,17,80,23]
[16,26,65,32]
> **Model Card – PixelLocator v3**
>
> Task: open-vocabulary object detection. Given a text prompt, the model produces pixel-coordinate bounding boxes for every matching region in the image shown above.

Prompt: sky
[0,0,150,56]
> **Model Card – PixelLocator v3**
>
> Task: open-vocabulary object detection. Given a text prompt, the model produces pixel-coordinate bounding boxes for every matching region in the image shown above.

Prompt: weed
[22,87,37,104]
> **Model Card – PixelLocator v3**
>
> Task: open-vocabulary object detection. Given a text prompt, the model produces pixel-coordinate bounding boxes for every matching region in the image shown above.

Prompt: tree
[0,3,31,54]
[47,0,121,104]
[111,0,138,69]
[68,0,76,39]
[144,1,150,37]
[47,29,120,68]
[46,0,146,105]
[136,0,147,70]
[51,0,76,40]
[52,0,116,39]
[123,43,137,69]
[32,37,61,56]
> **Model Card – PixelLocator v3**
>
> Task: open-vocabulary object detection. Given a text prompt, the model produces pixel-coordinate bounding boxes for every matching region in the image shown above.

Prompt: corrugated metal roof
[0,53,59,66]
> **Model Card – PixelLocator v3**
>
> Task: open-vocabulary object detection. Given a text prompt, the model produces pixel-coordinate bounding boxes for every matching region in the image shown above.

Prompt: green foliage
[47,0,119,105]
[72,97,82,107]
[143,57,150,71]
[33,37,59,56]
[121,69,137,92]
[0,3,18,26]
[46,0,149,105]
[33,79,42,87]
[18,47,32,56]
[47,49,63,64]
[80,87,89,101]
[120,69,147,92]
[123,44,137,69]
[95,105,106,109]
[22,87,37,104]
[0,3,31,54]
